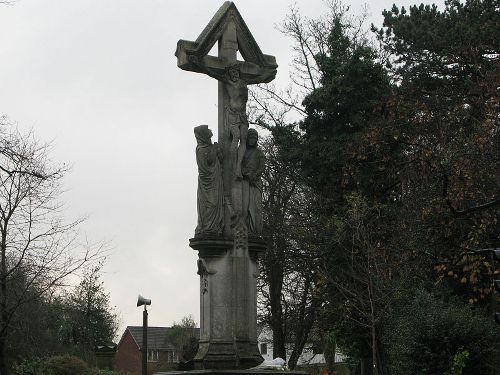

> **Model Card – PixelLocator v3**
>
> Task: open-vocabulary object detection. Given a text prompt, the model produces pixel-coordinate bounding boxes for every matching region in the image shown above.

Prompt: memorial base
[154,369,308,375]
[188,235,266,370]
[193,339,263,370]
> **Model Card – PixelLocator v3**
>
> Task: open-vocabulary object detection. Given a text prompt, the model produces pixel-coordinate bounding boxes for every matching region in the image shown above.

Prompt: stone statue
[189,59,273,180]
[194,125,224,236]
[223,64,250,180]
[177,2,277,369]
[241,128,264,235]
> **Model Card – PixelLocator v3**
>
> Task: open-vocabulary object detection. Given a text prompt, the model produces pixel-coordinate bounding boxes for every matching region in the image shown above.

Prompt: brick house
[114,326,199,375]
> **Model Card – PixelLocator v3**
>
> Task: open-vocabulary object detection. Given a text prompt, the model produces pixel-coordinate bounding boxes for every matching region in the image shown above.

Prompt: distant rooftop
[121,326,200,350]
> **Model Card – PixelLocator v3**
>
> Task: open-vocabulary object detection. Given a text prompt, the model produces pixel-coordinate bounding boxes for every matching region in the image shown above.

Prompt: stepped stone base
[154,370,308,375]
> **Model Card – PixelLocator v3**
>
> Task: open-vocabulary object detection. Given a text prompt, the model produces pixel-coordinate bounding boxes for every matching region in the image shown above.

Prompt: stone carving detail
[189,61,272,182]
[197,258,216,295]
[233,217,248,252]
[194,125,224,236]
[241,129,264,234]
[201,274,209,294]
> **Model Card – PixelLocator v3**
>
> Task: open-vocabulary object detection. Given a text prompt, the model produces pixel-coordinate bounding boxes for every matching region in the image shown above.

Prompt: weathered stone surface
[177,1,276,370]
[241,129,264,235]
[188,237,265,370]
[177,1,276,237]
[175,2,277,74]
[194,125,224,237]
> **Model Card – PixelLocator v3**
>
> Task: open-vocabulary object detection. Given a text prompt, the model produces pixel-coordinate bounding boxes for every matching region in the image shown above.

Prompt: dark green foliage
[45,355,89,375]
[299,17,391,201]
[5,272,67,362]
[258,0,500,372]
[383,288,500,375]
[5,265,117,371]
[12,357,47,375]
[375,0,500,263]
[13,355,89,375]
[12,355,129,375]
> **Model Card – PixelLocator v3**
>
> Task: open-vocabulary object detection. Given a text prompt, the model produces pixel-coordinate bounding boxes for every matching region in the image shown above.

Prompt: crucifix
[175,1,277,371]
[176,1,276,236]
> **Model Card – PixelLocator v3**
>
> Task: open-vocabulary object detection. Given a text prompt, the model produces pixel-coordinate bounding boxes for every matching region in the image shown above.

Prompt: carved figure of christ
[187,24,276,182]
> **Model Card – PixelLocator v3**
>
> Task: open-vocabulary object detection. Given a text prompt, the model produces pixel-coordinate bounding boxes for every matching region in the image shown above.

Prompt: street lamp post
[137,295,151,375]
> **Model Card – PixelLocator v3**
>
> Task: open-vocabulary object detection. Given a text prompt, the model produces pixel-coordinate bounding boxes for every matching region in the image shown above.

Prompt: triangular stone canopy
[176,1,277,71]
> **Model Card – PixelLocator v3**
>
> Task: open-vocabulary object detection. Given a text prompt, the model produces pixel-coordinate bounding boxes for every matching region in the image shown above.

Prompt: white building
[257,327,346,366]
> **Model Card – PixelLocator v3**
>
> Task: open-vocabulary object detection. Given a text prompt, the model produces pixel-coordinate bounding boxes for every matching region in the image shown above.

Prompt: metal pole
[143,306,148,375]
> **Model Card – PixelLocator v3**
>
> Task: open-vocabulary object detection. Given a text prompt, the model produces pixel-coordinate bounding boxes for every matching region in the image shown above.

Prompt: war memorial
[155,2,304,375]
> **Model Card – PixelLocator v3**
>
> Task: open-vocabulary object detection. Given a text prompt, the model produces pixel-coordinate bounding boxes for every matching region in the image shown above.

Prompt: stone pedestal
[154,370,307,375]
[190,236,266,370]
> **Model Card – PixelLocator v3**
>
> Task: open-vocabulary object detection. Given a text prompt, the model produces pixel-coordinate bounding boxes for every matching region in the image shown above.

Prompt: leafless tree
[248,1,370,131]
[0,116,104,374]
[257,136,325,369]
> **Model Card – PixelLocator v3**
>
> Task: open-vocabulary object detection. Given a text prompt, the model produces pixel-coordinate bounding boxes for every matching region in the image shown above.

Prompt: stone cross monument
[175,1,277,370]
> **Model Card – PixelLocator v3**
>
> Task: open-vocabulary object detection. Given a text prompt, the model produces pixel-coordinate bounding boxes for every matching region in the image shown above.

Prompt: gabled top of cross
[175,1,277,80]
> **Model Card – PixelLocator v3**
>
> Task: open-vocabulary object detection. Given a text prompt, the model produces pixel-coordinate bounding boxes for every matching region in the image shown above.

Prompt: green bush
[44,355,90,375]
[95,370,130,375]
[383,288,500,375]
[12,357,47,375]
[12,355,129,375]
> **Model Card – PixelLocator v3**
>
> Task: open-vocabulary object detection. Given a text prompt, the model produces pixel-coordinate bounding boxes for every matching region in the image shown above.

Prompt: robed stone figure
[194,125,224,236]
[241,128,264,235]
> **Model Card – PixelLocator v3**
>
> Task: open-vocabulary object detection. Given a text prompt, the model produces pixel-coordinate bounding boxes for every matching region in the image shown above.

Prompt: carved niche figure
[241,128,265,235]
[194,125,224,236]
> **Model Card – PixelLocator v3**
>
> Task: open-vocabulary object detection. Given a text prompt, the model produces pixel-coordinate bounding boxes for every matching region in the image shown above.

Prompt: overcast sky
[0,0,428,336]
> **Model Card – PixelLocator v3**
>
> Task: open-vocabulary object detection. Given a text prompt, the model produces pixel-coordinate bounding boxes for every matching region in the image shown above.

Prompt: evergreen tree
[375,0,500,303]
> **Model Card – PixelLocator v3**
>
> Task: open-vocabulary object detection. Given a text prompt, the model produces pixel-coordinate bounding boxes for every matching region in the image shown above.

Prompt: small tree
[258,136,323,367]
[63,263,118,362]
[168,315,198,364]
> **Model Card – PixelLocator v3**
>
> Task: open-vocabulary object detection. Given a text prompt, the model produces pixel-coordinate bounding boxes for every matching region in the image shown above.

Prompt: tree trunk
[287,274,318,370]
[324,336,336,375]
[0,232,7,375]
[371,324,378,375]
[269,262,286,360]
[368,251,379,375]
[0,335,6,375]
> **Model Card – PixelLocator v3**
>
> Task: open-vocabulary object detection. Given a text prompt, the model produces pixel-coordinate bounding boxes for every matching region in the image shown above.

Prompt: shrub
[12,355,130,375]
[12,357,47,375]
[44,355,90,375]
[383,288,500,375]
